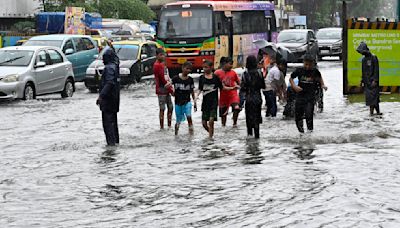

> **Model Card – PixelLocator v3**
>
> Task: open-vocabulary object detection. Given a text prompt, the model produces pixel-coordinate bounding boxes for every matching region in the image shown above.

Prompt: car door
[81,38,98,80]
[147,43,157,75]
[33,50,53,95]
[72,37,87,81]
[139,44,153,76]
[48,49,69,92]
[62,39,78,75]
[309,31,319,57]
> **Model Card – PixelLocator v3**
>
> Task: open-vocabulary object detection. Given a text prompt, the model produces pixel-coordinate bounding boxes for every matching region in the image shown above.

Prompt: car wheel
[61,79,74,98]
[23,83,36,100]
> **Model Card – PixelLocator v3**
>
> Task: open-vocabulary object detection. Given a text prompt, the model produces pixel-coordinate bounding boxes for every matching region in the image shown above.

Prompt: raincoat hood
[102,48,118,65]
[357,42,370,55]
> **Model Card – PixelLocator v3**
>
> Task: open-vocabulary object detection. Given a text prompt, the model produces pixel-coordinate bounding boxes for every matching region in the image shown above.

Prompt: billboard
[347,29,400,86]
[64,7,86,35]
[289,15,307,28]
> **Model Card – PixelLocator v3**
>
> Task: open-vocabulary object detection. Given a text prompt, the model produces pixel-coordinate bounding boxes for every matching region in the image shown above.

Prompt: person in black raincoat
[96,48,120,146]
[357,42,381,116]
[240,55,266,139]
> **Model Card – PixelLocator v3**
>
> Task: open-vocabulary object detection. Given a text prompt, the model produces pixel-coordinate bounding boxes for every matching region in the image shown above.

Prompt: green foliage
[42,0,156,22]
[11,21,36,32]
[97,0,156,22]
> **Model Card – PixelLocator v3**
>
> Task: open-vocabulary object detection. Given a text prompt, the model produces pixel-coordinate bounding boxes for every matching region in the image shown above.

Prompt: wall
[0,0,41,18]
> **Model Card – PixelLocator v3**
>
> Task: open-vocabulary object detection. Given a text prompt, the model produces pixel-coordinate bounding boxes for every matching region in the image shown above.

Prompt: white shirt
[264,65,281,91]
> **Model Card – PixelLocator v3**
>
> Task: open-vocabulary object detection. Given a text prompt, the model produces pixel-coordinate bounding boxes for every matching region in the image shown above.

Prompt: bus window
[215,12,230,35]
[233,11,268,35]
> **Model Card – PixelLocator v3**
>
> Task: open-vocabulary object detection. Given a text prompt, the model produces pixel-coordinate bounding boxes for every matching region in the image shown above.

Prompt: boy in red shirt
[215,57,241,127]
[154,48,174,129]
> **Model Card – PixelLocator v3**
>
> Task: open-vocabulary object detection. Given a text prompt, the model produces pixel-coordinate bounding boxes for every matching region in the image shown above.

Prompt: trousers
[295,98,314,133]
[102,112,119,146]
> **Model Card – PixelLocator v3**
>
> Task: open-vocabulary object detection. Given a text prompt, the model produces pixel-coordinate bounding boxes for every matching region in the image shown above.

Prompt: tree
[97,0,156,22]
[41,0,156,22]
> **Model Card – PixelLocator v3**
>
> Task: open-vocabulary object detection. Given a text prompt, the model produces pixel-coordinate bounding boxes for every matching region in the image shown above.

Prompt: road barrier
[344,19,400,94]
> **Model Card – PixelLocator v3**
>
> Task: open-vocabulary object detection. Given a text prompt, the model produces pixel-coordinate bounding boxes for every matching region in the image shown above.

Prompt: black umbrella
[253,40,295,63]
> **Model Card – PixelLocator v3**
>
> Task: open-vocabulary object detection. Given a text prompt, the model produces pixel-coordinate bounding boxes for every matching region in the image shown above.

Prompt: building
[0,0,42,30]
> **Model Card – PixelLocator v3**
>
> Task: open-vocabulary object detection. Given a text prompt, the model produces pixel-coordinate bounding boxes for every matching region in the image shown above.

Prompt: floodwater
[1,60,400,227]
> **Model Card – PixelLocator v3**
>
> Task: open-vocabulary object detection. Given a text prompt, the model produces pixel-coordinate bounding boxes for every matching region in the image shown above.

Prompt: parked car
[277,29,319,63]
[15,39,28,46]
[0,46,75,100]
[24,35,98,81]
[84,40,159,92]
[316,27,343,60]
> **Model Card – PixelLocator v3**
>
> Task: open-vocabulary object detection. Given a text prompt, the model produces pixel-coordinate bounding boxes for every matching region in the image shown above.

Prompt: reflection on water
[2,62,400,227]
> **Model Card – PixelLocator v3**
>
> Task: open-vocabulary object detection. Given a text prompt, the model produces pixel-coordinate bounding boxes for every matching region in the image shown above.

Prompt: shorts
[175,102,192,123]
[158,95,173,111]
[219,103,240,117]
[202,109,218,121]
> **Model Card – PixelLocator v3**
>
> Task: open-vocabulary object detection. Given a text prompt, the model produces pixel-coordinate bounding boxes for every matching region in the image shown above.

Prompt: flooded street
[1,60,400,227]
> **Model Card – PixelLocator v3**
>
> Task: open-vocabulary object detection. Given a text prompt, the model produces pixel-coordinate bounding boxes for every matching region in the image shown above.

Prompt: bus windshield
[158,8,212,39]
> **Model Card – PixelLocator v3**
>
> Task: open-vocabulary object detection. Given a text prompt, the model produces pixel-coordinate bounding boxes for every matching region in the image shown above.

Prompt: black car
[277,29,319,63]
[84,40,158,92]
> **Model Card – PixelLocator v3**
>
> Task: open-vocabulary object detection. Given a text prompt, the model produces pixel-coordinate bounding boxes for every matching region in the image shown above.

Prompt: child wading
[289,54,327,133]
[240,55,266,139]
[154,48,174,130]
[215,57,241,127]
[197,60,222,138]
[172,62,197,135]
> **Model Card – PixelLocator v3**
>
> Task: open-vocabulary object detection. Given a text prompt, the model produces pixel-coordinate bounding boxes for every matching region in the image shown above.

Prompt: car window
[141,44,148,56]
[73,38,86,52]
[148,44,157,57]
[37,50,50,65]
[63,39,74,53]
[82,38,95,50]
[48,49,63,64]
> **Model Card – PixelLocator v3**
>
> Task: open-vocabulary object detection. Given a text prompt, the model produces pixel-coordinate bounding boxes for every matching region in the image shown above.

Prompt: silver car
[0,46,75,100]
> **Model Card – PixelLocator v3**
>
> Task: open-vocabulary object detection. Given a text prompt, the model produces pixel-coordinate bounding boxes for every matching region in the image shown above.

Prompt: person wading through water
[240,55,266,139]
[96,48,120,146]
[357,42,382,116]
[290,54,327,133]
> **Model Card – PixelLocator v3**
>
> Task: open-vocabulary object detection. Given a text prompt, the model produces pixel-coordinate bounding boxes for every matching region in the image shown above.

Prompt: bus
[157,0,277,73]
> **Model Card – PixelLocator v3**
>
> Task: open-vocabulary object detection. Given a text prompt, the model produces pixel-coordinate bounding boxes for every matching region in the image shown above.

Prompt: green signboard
[348,29,400,86]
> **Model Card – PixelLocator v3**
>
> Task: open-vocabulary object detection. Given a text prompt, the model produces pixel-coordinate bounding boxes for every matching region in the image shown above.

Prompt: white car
[0,46,75,100]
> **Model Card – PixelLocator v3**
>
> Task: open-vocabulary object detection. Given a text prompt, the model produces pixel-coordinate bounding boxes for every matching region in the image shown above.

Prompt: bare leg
[167,110,173,128]
[233,111,239,127]
[202,120,209,132]
[188,117,194,135]
[209,118,215,138]
[159,110,165,129]
[175,123,180,135]
[221,116,227,127]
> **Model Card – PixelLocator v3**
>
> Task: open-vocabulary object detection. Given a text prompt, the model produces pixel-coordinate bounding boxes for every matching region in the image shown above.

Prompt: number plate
[177,58,187,64]
[321,50,330,54]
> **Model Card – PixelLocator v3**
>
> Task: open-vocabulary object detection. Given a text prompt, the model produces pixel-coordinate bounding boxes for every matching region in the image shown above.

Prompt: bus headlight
[3,74,19,83]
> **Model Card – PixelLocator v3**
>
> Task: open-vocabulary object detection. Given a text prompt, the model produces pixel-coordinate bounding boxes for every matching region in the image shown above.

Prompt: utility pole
[398,0,400,21]
[342,0,348,95]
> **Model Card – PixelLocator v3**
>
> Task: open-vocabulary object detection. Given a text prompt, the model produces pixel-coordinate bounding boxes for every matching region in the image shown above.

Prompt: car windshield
[278,32,307,43]
[317,30,342,40]
[24,40,63,48]
[0,50,34,66]
[158,8,212,39]
[100,45,139,61]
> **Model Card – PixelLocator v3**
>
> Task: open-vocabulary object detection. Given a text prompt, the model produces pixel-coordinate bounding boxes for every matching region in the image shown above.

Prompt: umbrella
[253,40,296,63]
